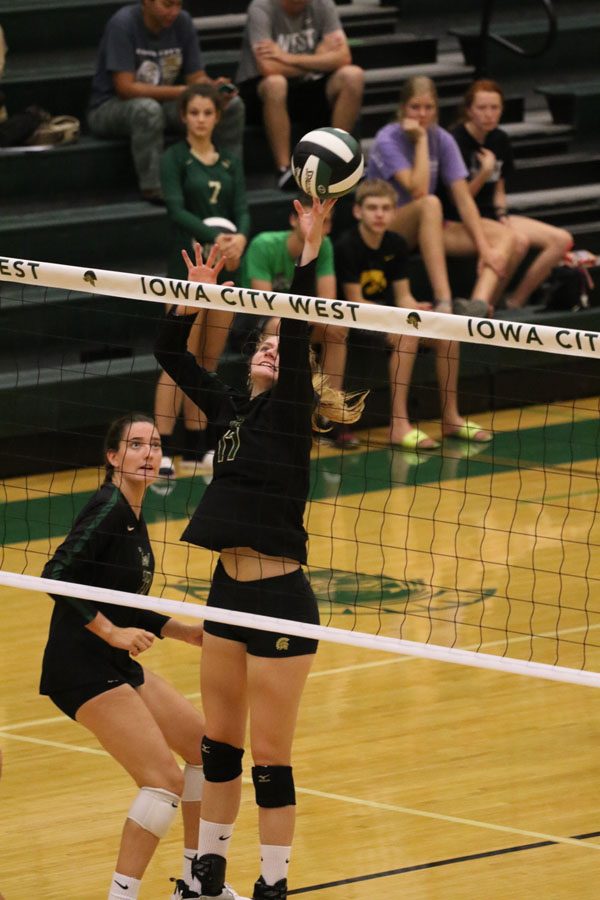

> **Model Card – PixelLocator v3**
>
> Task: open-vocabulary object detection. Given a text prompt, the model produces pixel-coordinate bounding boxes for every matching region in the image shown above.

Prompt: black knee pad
[252,765,296,808]
[201,736,244,783]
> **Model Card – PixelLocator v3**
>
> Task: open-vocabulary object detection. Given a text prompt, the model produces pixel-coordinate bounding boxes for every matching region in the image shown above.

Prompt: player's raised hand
[294,196,336,264]
[182,241,227,284]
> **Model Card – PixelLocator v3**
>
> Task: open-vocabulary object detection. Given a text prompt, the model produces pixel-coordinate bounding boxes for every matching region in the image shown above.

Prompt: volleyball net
[1,256,600,687]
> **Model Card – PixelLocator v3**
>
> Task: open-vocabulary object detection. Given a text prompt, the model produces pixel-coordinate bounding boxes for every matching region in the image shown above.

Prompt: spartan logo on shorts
[275,636,290,651]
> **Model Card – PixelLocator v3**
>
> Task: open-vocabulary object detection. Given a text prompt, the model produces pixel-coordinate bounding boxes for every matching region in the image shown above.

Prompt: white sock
[260,844,292,885]
[198,818,235,859]
[108,872,141,899]
[182,848,196,884]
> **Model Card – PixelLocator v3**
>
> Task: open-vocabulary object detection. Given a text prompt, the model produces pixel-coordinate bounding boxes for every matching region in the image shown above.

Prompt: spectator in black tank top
[154,198,367,900]
[39,414,207,900]
[449,79,573,312]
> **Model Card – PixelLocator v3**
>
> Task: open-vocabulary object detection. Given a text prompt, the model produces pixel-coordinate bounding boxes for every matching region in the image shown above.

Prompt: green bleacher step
[535,82,600,135]
[0,191,294,267]
[0,138,135,200]
[0,291,156,358]
[510,153,600,194]
[450,14,600,76]
[348,34,437,69]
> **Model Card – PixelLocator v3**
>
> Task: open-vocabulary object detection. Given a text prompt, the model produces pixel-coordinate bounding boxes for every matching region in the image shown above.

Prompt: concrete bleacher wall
[1,0,599,475]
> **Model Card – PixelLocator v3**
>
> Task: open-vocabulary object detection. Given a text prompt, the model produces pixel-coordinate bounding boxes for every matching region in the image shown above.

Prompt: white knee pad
[182,763,205,802]
[127,787,179,838]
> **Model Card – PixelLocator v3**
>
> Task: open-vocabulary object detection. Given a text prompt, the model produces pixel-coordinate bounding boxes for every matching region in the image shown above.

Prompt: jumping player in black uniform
[154,198,366,900]
[40,414,207,900]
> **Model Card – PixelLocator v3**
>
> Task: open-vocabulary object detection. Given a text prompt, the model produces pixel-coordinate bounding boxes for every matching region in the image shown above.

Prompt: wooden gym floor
[1,400,600,899]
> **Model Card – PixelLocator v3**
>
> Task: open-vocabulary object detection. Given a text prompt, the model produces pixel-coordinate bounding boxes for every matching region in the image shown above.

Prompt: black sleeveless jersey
[40,483,169,694]
[155,260,317,563]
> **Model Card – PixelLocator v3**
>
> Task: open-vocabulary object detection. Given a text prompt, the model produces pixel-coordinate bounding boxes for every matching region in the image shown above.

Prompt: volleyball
[292,127,364,198]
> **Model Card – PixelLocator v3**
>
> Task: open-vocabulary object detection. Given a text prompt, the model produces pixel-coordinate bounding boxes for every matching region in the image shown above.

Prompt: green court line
[1,418,599,547]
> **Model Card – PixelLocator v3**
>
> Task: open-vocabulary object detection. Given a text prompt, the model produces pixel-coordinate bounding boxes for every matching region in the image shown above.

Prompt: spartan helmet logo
[407,311,421,330]
[275,636,290,652]
[83,269,97,288]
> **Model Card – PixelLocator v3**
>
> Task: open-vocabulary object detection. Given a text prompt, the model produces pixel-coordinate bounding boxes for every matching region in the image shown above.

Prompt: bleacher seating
[1,0,599,474]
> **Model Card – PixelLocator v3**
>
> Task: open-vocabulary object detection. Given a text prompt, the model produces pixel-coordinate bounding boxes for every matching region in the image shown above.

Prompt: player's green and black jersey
[40,482,168,694]
[155,260,316,564]
[160,139,251,278]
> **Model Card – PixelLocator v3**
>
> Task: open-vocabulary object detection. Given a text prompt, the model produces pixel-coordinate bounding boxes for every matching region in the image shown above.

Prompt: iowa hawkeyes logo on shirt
[275,636,290,651]
[360,269,387,297]
[407,311,421,330]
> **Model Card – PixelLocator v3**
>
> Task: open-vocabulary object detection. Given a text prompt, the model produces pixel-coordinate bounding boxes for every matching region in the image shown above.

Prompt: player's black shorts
[204,560,319,657]
[48,671,145,720]
[238,75,331,129]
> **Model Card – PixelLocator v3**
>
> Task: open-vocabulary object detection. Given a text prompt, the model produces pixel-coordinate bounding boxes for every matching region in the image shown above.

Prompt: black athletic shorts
[48,672,144,720]
[238,75,331,129]
[204,561,319,657]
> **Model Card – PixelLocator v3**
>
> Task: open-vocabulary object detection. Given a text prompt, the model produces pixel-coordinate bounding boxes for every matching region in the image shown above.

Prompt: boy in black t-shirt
[335,179,491,448]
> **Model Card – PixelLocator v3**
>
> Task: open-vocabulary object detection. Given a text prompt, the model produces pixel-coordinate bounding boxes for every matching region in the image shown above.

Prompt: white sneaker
[198,450,214,472]
[158,455,175,478]
[170,877,200,899]
[169,879,250,899]
[201,887,250,900]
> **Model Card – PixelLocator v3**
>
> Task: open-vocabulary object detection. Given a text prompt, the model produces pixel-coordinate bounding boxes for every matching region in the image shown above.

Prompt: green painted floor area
[1,417,598,548]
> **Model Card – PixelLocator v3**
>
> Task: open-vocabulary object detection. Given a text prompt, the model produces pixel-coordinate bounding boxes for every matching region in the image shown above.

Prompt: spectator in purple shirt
[367,76,515,318]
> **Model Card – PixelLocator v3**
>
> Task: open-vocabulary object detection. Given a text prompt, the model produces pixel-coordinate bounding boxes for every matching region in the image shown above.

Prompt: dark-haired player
[39,414,208,900]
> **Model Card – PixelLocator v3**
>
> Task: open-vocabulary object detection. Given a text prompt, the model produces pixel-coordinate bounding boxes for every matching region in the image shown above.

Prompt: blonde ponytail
[310,353,369,431]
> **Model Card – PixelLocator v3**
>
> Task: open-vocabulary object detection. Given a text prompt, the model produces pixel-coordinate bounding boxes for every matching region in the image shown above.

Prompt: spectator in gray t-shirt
[236,0,364,190]
[88,0,245,202]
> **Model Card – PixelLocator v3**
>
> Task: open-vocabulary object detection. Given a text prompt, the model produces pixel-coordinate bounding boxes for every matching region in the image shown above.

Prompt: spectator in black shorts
[154,202,367,900]
[447,79,573,312]
[236,0,364,190]
[39,414,207,900]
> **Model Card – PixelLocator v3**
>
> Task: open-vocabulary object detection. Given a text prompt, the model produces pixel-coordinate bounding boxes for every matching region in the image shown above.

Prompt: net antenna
[1,257,600,689]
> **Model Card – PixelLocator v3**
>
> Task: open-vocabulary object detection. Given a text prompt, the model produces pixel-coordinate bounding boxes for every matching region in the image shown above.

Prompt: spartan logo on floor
[170,571,496,612]
[308,570,495,613]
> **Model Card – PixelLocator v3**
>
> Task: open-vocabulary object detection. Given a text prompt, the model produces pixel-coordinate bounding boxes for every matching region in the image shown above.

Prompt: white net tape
[0,255,599,358]
[1,570,599,687]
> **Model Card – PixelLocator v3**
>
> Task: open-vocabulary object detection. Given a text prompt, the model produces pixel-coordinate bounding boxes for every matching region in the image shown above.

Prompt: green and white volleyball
[292,127,364,198]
